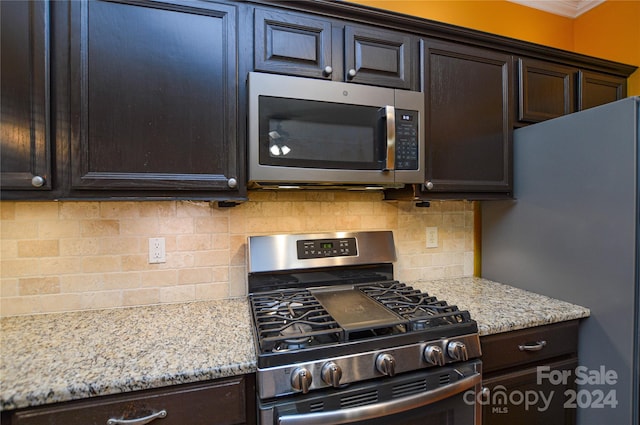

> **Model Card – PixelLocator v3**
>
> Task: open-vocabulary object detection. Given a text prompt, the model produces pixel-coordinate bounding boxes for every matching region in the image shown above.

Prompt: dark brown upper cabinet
[253,8,418,90]
[68,0,243,198]
[518,57,575,123]
[0,0,51,191]
[578,70,627,111]
[421,39,513,197]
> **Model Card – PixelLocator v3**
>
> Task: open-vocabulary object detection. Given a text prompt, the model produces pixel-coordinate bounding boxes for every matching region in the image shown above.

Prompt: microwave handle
[383,105,395,171]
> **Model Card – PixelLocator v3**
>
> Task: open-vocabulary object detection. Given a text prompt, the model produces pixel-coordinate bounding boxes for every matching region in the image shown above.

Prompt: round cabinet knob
[425,181,434,190]
[447,341,469,361]
[291,367,312,394]
[321,362,342,388]
[227,177,238,188]
[347,68,357,79]
[424,345,446,366]
[323,66,333,76]
[31,175,45,187]
[375,353,396,377]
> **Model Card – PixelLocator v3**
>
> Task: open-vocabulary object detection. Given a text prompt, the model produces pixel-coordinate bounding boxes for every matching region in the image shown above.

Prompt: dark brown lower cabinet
[481,321,579,425]
[2,375,256,425]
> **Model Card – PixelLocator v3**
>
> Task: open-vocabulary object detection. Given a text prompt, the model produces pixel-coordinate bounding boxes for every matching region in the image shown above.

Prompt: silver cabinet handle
[278,372,481,425]
[107,410,167,425]
[31,175,45,187]
[518,340,547,351]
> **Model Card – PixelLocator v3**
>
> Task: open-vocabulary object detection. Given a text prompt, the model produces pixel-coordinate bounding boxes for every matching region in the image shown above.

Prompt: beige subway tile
[408,254,433,268]
[335,215,361,230]
[123,288,160,306]
[140,269,178,287]
[160,285,195,303]
[99,202,140,218]
[1,258,40,278]
[0,202,16,220]
[245,216,276,233]
[165,251,195,269]
[176,201,214,217]
[17,239,59,258]
[443,213,465,228]
[195,282,227,300]
[139,201,176,217]
[212,233,230,250]
[19,276,60,295]
[59,238,100,256]
[38,220,81,238]
[37,293,83,313]
[103,272,140,290]
[193,250,230,267]
[1,240,18,259]
[40,257,82,275]
[59,202,100,219]
[464,252,475,276]
[59,274,104,293]
[0,278,19,297]
[176,234,212,251]
[275,216,306,233]
[442,238,465,253]
[121,254,148,271]
[347,201,374,216]
[99,237,141,255]
[1,221,39,239]
[15,202,59,220]
[81,291,123,310]
[303,216,336,232]
[178,267,213,285]
[228,209,247,235]
[119,218,160,236]
[81,219,120,237]
[157,217,194,234]
[229,235,246,266]
[228,266,246,297]
[0,296,41,317]
[422,266,446,281]
[195,216,229,234]
[445,264,465,277]
[210,266,229,283]
[248,191,278,202]
[82,256,121,273]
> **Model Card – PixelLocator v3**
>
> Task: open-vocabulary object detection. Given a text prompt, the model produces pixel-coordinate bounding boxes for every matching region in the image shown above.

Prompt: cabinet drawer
[10,376,250,425]
[481,320,578,374]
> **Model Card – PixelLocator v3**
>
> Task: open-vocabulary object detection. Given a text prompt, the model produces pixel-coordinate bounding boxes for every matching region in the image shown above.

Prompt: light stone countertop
[0,277,590,412]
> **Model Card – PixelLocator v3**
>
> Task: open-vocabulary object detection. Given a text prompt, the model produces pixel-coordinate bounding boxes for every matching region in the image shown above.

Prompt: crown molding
[507,0,605,18]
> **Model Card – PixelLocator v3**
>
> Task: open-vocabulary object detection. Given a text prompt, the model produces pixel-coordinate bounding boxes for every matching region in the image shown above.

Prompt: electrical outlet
[148,237,166,264]
[426,227,438,248]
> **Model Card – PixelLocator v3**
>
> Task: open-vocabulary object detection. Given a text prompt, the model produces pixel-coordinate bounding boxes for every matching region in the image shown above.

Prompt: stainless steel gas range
[247,231,482,425]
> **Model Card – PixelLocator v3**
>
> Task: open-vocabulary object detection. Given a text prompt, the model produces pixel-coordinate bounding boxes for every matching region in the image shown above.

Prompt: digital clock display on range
[321,242,333,249]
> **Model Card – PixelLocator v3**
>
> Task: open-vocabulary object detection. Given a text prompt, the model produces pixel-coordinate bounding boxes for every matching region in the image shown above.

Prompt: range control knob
[321,362,342,388]
[447,341,469,361]
[424,345,446,366]
[375,353,396,377]
[290,367,312,394]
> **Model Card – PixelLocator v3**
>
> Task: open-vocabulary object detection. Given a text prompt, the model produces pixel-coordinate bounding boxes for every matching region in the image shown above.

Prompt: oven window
[258,96,385,170]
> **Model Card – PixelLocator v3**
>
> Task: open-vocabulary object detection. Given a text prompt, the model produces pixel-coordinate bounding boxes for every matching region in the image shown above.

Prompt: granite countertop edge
[0,277,590,412]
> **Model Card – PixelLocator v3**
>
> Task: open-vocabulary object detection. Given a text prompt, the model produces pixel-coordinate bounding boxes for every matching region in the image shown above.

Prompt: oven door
[258,360,482,425]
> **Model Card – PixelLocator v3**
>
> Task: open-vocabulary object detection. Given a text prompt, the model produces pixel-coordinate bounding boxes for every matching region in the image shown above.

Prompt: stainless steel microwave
[247,72,425,189]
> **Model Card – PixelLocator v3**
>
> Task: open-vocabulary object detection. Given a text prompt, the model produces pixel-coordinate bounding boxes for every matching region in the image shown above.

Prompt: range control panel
[297,238,358,259]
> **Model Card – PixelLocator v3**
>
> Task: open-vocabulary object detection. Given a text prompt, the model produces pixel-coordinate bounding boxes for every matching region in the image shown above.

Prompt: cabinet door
[482,357,577,425]
[423,40,513,195]
[518,58,575,123]
[344,25,416,90]
[0,0,51,191]
[254,8,332,79]
[69,0,240,194]
[578,70,626,111]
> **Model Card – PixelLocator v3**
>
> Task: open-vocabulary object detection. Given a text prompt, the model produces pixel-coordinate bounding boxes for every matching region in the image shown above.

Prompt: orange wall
[350,0,639,95]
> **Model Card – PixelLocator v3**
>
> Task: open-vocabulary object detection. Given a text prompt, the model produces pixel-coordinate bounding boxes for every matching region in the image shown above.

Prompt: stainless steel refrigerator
[481,96,639,425]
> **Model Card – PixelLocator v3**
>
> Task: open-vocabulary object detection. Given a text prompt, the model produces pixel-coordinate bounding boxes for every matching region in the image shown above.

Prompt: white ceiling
[507,0,605,18]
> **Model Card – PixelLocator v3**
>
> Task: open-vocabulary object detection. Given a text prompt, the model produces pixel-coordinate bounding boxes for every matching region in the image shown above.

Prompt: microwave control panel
[297,238,358,259]
[395,109,419,170]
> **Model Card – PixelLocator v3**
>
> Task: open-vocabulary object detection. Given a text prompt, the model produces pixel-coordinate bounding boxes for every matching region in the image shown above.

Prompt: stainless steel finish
[323,66,333,76]
[375,353,396,376]
[31,175,45,187]
[227,177,237,188]
[384,105,396,171]
[518,340,547,351]
[274,372,481,425]
[256,333,481,399]
[347,68,357,78]
[247,72,425,188]
[321,362,343,388]
[425,181,434,190]
[447,341,468,361]
[248,231,396,274]
[106,410,167,425]
[290,367,312,394]
[424,345,445,366]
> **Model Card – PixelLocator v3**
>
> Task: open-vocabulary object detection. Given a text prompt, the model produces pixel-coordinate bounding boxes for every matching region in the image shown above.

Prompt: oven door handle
[277,371,481,425]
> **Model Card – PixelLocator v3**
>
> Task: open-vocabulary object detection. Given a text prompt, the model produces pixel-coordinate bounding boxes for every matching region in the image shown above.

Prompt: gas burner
[274,323,314,351]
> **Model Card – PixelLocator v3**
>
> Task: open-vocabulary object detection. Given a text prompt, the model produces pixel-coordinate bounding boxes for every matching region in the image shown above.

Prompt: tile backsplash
[0,192,475,316]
